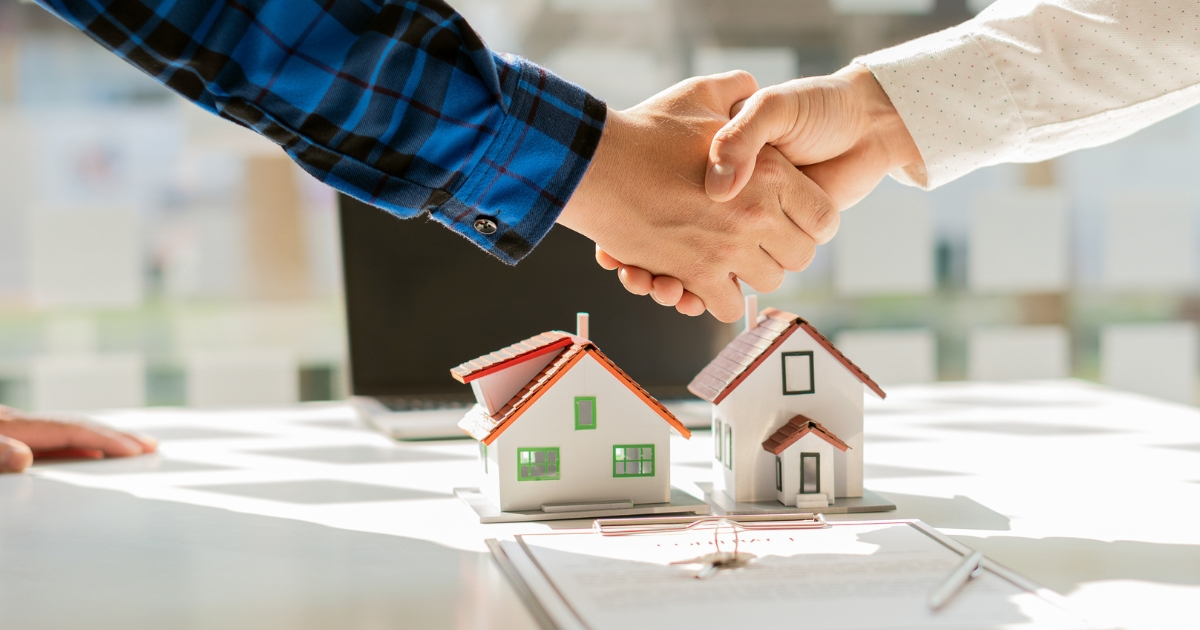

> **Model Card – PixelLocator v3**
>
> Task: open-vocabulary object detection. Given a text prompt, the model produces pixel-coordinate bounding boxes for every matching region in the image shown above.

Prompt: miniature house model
[454,314,691,512]
[689,299,885,508]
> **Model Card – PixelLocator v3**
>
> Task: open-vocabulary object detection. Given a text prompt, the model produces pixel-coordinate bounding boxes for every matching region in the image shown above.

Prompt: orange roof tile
[457,339,690,444]
[761,414,850,455]
[450,331,575,384]
[688,308,886,403]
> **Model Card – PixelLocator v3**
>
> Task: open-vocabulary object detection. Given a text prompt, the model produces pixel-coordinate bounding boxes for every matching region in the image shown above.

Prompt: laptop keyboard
[376,396,473,412]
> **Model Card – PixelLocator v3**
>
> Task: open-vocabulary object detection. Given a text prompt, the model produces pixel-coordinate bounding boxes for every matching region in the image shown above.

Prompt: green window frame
[574,396,597,430]
[613,444,655,477]
[713,419,721,459]
[517,447,561,481]
[480,442,488,473]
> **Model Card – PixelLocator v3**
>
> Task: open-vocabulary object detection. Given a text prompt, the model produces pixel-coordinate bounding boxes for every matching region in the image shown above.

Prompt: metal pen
[927,551,985,610]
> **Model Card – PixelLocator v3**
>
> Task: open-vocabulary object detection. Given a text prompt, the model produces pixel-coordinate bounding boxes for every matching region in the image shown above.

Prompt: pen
[927,551,985,611]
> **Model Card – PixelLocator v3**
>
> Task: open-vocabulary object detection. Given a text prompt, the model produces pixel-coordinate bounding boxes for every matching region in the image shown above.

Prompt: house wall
[486,353,673,512]
[480,438,501,508]
[714,331,864,502]
[470,350,562,415]
[775,433,836,506]
[712,412,734,498]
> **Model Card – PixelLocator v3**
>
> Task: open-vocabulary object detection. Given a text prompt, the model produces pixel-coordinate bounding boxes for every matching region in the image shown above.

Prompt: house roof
[450,331,576,383]
[687,308,885,404]
[456,336,691,445]
[761,414,850,455]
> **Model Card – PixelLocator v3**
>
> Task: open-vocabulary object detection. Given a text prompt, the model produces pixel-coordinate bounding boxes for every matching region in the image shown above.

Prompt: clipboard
[487,516,1112,630]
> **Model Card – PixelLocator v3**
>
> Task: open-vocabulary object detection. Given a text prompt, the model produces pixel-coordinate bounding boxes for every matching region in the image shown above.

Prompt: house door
[800,453,820,494]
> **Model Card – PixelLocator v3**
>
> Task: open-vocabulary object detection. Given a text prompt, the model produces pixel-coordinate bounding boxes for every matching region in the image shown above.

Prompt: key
[673,551,757,579]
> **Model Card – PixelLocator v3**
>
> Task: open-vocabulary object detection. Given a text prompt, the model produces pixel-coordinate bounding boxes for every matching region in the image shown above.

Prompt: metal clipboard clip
[593,512,828,536]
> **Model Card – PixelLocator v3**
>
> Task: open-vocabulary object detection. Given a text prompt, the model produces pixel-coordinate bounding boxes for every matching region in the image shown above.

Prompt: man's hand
[556,71,840,323]
[0,405,157,473]
[600,64,924,307]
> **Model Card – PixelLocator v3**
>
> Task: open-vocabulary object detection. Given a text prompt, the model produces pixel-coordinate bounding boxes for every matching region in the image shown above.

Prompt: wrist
[838,64,922,176]
[558,107,626,241]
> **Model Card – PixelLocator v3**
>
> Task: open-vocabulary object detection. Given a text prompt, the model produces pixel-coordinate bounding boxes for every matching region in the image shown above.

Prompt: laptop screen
[339,196,736,402]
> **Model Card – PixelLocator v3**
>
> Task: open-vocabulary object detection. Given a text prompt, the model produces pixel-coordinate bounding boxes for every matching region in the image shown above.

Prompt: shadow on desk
[868,491,1012,531]
[0,477,521,630]
[954,535,1200,594]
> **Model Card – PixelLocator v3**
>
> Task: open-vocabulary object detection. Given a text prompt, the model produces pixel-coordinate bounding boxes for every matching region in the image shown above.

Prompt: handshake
[555,64,923,322]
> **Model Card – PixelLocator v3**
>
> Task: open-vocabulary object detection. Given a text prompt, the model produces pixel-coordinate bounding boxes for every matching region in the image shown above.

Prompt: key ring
[712,518,739,558]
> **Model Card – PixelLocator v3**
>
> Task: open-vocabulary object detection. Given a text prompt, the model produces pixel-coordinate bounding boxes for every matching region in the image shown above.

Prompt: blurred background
[2,0,1199,412]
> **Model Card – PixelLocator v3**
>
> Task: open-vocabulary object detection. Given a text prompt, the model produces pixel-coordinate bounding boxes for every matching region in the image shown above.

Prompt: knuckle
[798,239,818,269]
[741,199,770,221]
[706,239,742,265]
[761,268,786,293]
[713,127,752,159]
[703,70,757,97]
[722,69,755,86]
[681,75,708,94]
[753,155,786,181]
[757,87,786,109]
[808,199,841,243]
[787,238,817,272]
[747,87,790,121]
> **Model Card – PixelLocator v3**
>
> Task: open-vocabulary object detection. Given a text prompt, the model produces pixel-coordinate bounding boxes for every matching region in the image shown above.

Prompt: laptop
[339,195,734,439]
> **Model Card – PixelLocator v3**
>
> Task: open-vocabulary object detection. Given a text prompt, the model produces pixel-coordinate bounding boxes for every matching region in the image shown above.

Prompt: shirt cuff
[429,54,606,264]
[855,26,1025,190]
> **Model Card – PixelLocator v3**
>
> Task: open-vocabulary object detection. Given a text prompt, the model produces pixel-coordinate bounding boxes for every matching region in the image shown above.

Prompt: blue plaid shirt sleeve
[36,0,607,263]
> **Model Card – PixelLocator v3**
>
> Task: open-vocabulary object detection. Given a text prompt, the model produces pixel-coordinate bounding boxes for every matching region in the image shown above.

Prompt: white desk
[3,381,1198,629]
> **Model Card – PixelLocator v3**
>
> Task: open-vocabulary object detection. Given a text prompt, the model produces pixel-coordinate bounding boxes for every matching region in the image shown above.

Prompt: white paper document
[497,521,1101,630]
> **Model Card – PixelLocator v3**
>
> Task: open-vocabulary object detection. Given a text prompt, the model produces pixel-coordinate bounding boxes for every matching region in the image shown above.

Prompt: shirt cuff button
[473,217,498,235]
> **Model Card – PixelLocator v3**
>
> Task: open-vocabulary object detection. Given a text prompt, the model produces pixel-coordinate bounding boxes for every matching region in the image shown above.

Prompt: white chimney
[744,295,758,333]
[576,312,589,340]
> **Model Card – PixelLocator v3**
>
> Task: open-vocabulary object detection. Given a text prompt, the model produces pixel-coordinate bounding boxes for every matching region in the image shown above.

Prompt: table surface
[3,380,1199,630]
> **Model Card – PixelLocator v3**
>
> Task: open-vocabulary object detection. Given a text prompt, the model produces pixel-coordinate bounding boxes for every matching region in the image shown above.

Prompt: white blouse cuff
[854,27,1025,190]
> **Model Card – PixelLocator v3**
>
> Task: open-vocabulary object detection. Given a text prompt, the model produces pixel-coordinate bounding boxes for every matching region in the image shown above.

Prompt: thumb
[706,88,801,202]
[0,435,33,473]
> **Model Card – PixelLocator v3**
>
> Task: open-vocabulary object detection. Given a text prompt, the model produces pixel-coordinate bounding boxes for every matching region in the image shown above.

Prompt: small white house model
[454,315,691,512]
[689,301,886,508]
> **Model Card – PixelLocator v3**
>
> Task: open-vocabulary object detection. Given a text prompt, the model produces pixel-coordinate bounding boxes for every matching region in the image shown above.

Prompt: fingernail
[707,162,735,199]
[0,442,26,473]
[137,434,159,452]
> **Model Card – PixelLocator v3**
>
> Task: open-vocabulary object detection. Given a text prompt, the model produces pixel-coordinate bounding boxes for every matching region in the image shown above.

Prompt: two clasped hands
[556,64,922,323]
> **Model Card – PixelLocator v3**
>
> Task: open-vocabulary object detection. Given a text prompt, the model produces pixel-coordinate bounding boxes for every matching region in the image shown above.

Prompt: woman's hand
[0,405,157,473]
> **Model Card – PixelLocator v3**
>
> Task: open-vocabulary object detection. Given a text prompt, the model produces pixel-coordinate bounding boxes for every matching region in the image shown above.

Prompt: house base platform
[697,483,896,515]
[455,487,711,524]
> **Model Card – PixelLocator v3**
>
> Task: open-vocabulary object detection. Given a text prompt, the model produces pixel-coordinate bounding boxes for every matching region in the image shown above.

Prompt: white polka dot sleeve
[856,0,1200,189]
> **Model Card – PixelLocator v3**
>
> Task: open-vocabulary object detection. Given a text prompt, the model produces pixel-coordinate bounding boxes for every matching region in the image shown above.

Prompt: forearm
[35,0,604,263]
[857,0,1200,189]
